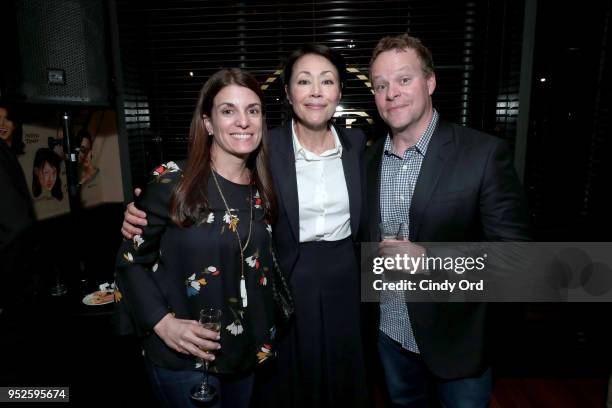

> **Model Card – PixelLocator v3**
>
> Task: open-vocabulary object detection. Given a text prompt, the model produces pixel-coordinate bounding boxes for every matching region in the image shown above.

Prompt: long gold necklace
[211,168,253,308]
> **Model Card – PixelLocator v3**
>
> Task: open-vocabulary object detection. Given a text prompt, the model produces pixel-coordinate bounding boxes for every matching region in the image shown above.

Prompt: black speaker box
[1,0,111,106]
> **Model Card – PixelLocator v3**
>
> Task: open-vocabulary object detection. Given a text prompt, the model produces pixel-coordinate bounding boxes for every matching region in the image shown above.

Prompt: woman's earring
[203,117,213,136]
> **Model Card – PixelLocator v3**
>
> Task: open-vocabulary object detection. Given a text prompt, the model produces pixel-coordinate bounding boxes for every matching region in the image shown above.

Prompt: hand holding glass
[190,308,222,403]
[379,222,409,241]
[379,222,410,279]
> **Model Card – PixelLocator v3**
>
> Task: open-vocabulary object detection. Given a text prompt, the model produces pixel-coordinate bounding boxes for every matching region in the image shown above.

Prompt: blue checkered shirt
[379,110,439,353]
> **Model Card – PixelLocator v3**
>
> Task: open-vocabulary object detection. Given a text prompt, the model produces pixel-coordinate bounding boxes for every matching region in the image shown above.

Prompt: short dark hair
[369,34,435,78]
[282,43,347,90]
[281,43,346,124]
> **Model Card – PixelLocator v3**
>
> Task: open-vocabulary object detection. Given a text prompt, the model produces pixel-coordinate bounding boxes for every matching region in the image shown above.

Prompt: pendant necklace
[211,168,253,308]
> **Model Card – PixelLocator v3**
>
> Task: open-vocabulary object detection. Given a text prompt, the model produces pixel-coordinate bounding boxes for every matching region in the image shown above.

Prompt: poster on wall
[18,110,124,220]
[20,124,69,220]
[74,110,124,208]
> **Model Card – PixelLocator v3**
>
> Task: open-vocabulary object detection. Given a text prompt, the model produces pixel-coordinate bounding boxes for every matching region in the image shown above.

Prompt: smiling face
[370,48,436,135]
[204,84,263,163]
[0,107,15,144]
[37,161,57,191]
[286,53,342,131]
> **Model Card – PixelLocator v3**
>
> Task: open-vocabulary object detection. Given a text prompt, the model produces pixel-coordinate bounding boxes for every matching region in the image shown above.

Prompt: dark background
[1,0,611,406]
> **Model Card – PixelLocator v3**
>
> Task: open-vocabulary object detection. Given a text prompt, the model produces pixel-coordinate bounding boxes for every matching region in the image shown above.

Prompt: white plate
[82,291,114,306]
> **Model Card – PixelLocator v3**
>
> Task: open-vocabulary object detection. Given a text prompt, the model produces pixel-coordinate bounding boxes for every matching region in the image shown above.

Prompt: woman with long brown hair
[114,68,280,408]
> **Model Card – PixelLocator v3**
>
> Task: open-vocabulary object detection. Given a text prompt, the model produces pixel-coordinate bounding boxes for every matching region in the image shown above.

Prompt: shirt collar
[292,119,343,161]
[383,109,439,158]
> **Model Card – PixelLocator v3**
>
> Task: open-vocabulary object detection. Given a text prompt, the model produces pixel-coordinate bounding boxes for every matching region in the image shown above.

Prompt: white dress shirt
[292,121,351,242]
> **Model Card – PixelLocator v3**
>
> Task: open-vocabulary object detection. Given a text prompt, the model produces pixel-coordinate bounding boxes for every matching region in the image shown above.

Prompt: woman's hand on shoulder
[120,159,184,240]
[121,188,146,239]
[153,313,221,362]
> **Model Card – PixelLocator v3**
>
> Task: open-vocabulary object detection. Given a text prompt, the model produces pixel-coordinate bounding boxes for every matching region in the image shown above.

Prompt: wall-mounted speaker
[2,0,111,106]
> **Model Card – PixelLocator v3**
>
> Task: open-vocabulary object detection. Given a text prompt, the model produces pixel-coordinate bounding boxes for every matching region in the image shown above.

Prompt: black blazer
[0,139,37,309]
[363,119,530,379]
[0,139,35,251]
[267,122,366,279]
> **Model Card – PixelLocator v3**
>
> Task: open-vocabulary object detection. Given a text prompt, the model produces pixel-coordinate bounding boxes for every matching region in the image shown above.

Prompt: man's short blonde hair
[369,33,435,78]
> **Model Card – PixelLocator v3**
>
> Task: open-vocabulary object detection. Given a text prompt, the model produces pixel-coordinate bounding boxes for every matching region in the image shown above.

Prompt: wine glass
[379,221,409,241]
[397,222,409,240]
[379,222,409,281]
[190,307,222,403]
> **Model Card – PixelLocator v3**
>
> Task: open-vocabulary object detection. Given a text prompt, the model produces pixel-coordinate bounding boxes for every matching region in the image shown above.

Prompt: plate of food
[82,290,114,306]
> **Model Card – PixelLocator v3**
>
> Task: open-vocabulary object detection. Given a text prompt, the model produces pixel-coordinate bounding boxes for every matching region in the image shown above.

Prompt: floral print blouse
[115,162,277,373]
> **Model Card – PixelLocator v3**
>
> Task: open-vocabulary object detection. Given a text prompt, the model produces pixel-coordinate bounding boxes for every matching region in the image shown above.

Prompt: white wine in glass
[201,322,221,332]
[190,308,222,403]
[379,221,409,241]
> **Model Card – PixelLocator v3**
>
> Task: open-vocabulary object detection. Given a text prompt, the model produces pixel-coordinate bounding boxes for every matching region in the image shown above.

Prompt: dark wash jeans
[378,331,491,408]
[144,357,254,408]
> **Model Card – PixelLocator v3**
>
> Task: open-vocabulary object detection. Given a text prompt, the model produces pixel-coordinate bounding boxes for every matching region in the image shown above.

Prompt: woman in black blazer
[265,44,367,407]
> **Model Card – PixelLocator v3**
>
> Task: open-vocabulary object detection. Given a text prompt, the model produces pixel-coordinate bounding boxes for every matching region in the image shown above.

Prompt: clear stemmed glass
[379,222,409,281]
[396,222,409,241]
[190,307,222,403]
[379,221,409,241]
